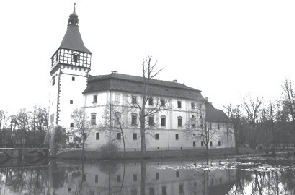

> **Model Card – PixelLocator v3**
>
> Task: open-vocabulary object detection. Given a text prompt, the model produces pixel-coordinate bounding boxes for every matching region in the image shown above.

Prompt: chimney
[205,97,208,101]
[111,71,117,74]
[173,79,177,83]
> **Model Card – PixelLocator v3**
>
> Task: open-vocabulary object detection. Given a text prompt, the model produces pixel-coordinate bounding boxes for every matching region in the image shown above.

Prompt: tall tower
[49,4,92,129]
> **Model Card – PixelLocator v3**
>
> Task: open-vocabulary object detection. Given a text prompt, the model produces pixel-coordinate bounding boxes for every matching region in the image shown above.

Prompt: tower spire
[68,3,79,25]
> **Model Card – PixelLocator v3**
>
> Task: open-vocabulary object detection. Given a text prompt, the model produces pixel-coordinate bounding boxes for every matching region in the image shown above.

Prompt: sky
[0,0,295,114]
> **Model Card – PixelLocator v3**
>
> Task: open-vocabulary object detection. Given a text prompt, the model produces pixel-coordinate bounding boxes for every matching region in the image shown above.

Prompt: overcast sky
[1,0,295,114]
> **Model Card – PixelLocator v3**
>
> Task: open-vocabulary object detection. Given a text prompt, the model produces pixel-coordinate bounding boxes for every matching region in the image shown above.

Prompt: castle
[49,5,234,151]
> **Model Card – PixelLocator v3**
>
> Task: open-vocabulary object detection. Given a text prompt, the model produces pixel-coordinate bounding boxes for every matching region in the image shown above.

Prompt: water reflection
[0,157,295,194]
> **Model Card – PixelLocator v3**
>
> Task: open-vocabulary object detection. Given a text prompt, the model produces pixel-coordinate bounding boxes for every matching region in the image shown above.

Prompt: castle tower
[49,4,92,129]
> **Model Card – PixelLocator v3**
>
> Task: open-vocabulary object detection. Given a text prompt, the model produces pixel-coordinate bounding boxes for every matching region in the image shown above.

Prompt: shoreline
[53,147,257,161]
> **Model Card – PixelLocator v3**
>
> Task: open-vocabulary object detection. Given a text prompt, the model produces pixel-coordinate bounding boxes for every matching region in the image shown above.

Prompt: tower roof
[59,4,91,54]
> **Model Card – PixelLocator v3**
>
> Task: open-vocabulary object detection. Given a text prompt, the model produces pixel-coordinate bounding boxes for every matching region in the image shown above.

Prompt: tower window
[91,114,97,125]
[133,133,137,140]
[191,102,195,109]
[70,100,73,104]
[72,76,75,81]
[96,132,99,140]
[73,54,80,62]
[93,95,97,103]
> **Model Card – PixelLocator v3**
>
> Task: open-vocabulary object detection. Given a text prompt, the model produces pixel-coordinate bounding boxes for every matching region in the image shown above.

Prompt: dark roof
[83,73,205,101]
[59,24,91,54]
[205,101,230,123]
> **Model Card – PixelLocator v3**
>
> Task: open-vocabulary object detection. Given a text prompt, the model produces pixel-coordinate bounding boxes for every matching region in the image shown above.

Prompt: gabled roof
[84,73,205,101]
[205,101,230,123]
[59,24,91,54]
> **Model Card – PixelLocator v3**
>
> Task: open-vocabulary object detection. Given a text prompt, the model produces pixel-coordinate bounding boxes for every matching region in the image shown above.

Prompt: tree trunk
[140,100,146,157]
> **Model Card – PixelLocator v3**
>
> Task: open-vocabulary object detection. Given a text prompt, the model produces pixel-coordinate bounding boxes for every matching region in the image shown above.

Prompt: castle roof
[205,101,230,123]
[84,73,205,101]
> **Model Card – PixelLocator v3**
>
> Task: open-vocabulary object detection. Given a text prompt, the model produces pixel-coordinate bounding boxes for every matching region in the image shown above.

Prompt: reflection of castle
[51,160,236,195]
[49,4,234,151]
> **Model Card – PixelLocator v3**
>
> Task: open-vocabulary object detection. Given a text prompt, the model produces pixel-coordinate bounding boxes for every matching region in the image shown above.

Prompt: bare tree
[100,102,127,157]
[71,108,90,159]
[130,56,165,156]
[282,78,295,147]
[243,95,263,148]
[224,104,242,154]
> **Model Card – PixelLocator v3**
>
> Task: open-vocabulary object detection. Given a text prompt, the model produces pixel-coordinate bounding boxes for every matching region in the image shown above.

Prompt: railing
[0,144,49,149]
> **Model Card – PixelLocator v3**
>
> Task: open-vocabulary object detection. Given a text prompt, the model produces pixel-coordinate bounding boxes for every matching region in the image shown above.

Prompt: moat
[0,157,294,195]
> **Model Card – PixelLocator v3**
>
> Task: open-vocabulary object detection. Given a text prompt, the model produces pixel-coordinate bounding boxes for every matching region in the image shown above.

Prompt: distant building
[49,5,234,151]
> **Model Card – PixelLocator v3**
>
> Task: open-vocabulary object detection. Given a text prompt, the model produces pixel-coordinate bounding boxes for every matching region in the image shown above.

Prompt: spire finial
[74,3,76,14]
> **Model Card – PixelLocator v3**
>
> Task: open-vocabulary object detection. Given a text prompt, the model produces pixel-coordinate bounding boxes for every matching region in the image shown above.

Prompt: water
[0,157,294,195]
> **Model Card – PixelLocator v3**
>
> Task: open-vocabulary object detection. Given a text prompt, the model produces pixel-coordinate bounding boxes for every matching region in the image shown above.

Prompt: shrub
[99,143,119,159]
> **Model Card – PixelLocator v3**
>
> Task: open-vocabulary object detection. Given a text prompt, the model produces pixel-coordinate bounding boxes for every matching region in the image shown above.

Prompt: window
[131,114,137,126]
[72,76,75,81]
[117,175,121,183]
[162,186,167,195]
[117,133,121,140]
[114,112,121,126]
[68,187,71,192]
[133,174,137,181]
[177,101,182,108]
[91,114,96,125]
[70,123,74,128]
[201,141,204,146]
[73,54,79,62]
[192,124,196,128]
[115,93,120,103]
[155,134,159,140]
[161,116,166,127]
[156,173,159,180]
[149,188,155,195]
[70,100,73,104]
[132,96,137,104]
[148,116,154,126]
[218,141,221,146]
[160,99,165,107]
[192,115,195,118]
[93,95,97,103]
[210,141,213,146]
[133,133,137,140]
[148,97,153,105]
[179,184,184,194]
[209,123,212,130]
[218,123,220,130]
[175,134,179,140]
[191,102,195,109]
[178,116,182,127]
[95,175,98,183]
[96,132,99,140]
[193,141,196,147]
[176,170,179,177]
[52,76,55,86]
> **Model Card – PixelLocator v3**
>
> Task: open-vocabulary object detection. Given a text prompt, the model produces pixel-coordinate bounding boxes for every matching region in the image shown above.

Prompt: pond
[0,156,294,194]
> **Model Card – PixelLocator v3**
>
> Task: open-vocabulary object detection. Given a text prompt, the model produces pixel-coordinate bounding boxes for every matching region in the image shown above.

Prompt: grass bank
[55,147,255,160]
